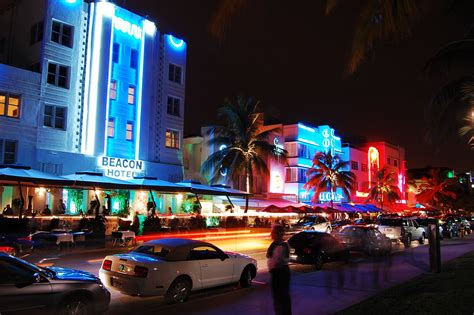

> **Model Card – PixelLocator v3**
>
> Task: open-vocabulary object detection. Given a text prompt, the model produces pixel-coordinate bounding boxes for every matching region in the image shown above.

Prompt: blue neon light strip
[135,20,146,159]
[103,16,115,156]
[81,2,94,154]
[298,123,316,133]
[297,137,319,146]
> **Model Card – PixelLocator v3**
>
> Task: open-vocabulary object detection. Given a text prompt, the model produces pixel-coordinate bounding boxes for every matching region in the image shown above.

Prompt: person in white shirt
[266,224,292,315]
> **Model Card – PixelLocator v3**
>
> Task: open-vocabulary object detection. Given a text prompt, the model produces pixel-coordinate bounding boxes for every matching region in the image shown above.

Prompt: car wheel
[404,235,411,248]
[419,234,425,244]
[59,297,90,315]
[314,253,324,270]
[165,277,191,304]
[239,266,253,288]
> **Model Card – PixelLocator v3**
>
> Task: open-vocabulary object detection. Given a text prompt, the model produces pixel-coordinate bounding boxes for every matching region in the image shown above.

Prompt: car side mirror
[15,273,41,288]
[220,253,229,261]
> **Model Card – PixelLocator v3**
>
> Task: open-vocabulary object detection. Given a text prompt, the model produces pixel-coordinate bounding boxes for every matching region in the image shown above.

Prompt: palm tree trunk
[330,185,334,209]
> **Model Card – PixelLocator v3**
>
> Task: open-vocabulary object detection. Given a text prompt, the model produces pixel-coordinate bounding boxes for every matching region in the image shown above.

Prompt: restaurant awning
[177,180,250,197]
[62,171,133,189]
[127,177,188,193]
[0,165,72,186]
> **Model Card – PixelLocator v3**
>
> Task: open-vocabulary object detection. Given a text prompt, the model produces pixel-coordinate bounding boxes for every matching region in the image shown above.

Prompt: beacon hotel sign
[98,156,145,180]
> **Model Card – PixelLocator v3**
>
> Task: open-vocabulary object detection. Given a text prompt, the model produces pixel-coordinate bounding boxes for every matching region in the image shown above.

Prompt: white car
[99,238,257,303]
[290,216,332,233]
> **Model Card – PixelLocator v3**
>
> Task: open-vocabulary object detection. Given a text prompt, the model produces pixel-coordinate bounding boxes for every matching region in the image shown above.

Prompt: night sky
[99,1,473,171]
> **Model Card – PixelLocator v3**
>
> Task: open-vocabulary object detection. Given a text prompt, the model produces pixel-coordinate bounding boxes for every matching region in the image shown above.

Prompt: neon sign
[113,16,142,40]
[168,35,184,48]
[319,191,343,202]
[320,126,341,155]
[99,156,145,179]
[273,137,285,155]
[219,144,228,176]
[367,147,379,188]
[270,171,284,192]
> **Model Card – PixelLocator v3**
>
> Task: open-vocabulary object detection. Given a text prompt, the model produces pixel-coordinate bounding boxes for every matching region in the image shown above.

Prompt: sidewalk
[171,235,474,315]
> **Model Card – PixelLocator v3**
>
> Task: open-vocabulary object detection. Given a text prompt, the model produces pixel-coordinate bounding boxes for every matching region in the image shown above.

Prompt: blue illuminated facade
[0,0,186,182]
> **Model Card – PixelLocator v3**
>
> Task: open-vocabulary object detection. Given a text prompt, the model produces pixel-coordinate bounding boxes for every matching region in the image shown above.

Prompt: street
[22,233,474,315]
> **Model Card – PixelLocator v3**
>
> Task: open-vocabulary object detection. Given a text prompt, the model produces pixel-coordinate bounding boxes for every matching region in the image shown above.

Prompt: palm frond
[424,39,474,76]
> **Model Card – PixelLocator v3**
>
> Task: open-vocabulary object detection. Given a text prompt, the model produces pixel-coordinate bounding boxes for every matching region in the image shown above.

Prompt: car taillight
[134,266,148,278]
[18,236,32,242]
[102,259,112,271]
[303,248,312,254]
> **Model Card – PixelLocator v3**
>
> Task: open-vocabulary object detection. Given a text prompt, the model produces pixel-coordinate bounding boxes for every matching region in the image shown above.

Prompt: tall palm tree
[425,38,474,148]
[365,166,401,211]
[209,0,419,74]
[415,169,458,209]
[200,96,287,194]
[304,151,356,209]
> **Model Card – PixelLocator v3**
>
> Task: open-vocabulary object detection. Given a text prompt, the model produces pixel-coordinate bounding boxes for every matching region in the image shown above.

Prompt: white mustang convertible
[99,238,257,303]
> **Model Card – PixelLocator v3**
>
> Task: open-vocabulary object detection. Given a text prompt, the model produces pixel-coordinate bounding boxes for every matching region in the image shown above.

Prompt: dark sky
[124,0,473,171]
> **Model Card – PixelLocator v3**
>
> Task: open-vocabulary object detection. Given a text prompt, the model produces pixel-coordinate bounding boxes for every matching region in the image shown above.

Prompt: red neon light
[367,147,379,188]
[135,230,254,242]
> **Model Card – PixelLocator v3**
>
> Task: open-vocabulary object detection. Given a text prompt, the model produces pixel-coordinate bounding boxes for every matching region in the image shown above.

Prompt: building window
[51,21,73,48]
[127,86,135,104]
[44,105,67,130]
[112,43,120,63]
[0,139,17,164]
[126,121,134,141]
[110,80,117,100]
[47,63,69,89]
[107,118,115,138]
[30,21,44,45]
[351,161,358,171]
[387,157,391,165]
[167,96,180,116]
[394,159,398,167]
[361,163,368,172]
[165,129,179,149]
[168,63,182,83]
[285,143,298,157]
[130,49,138,69]
[0,93,21,118]
[285,167,306,183]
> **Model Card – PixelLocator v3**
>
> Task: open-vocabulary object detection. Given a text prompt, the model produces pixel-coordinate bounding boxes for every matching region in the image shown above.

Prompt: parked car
[331,219,353,233]
[0,252,110,315]
[99,238,257,303]
[445,216,472,235]
[336,225,392,255]
[440,218,460,238]
[414,218,444,240]
[0,233,34,256]
[377,217,426,247]
[289,216,332,233]
[288,231,349,270]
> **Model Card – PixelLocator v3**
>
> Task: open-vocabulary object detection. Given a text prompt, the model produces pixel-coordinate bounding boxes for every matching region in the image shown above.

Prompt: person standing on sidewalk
[267,224,292,315]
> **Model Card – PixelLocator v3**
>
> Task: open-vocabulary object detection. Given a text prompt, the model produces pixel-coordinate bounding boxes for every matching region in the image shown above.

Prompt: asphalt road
[23,233,420,315]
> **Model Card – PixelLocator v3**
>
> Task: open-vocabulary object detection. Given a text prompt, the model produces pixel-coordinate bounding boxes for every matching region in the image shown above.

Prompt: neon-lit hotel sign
[113,16,142,39]
[98,156,145,179]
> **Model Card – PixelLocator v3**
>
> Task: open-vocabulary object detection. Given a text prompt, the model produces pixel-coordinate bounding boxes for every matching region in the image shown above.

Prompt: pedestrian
[56,199,66,215]
[267,224,292,315]
[42,205,51,216]
[2,204,13,215]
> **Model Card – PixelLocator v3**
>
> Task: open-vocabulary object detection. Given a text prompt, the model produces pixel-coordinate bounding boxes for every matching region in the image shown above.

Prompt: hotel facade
[0,0,187,214]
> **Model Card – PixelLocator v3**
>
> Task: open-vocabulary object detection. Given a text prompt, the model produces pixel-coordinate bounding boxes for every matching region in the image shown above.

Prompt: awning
[62,171,133,189]
[177,180,249,197]
[127,177,188,193]
[0,165,72,186]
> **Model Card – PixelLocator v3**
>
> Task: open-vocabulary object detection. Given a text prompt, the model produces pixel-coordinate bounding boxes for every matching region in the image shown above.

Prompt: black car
[288,231,349,270]
[0,253,110,315]
[440,218,460,238]
[0,234,34,256]
[336,225,392,255]
[331,219,353,233]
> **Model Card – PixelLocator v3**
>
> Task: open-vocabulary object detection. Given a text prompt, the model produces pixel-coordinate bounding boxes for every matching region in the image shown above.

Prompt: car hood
[49,267,98,282]
[225,251,253,260]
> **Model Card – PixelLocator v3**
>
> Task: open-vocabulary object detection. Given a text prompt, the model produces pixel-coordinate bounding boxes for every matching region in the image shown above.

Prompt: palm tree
[200,96,287,194]
[304,151,356,209]
[209,0,419,74]
[425,38,474,148]
[415,169,459,209]
[365,166,401,211]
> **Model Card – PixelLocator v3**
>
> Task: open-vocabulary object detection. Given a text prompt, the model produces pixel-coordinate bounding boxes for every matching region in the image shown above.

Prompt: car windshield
[133,245,170,258]
[379,218,403,226]
[297,217,316,224]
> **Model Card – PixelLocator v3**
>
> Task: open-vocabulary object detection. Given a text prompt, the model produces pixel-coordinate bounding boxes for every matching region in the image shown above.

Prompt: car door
[0,258,52,314]
[189,245,234,288]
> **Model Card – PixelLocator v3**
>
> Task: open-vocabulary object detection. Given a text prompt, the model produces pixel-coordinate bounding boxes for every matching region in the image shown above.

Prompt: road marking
[252,280,266,285]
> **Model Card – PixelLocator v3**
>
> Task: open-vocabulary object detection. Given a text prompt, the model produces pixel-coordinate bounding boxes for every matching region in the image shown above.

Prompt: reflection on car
[288,231,349,270]
[377,217,426,248]
[0,252,110,315]
[415,218,444,240]
[336,225,392,255]
[99,238,257,304]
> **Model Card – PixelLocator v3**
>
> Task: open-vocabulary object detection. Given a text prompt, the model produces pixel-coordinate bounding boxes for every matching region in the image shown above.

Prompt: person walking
[267,224,292,315]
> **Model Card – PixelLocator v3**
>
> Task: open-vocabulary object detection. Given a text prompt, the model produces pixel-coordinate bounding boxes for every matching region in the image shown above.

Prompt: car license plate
[111,278,122,288]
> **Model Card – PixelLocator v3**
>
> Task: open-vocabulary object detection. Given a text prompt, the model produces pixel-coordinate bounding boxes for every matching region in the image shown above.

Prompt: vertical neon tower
[367,146,380,188]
